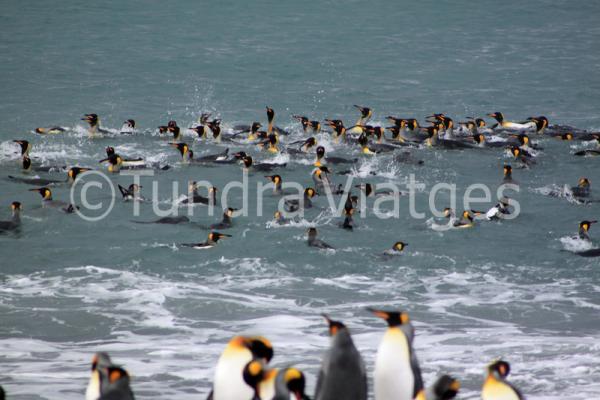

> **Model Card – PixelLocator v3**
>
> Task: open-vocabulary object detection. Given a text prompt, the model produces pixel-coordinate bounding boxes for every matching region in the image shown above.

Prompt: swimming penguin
[171,142,193,163]
[180,231,231,249]
[272,210,293,226]
[324,119,348,143]
[415,375,460,400]
[307,227,334,249]
[425,126,473,149]
[29,187,74,212]
[347,105,372,134]
[502,165,515,184]
[13,140,31,156]
[571,177,591,198]
[190,125,208,139]
[169,125,182,141]
[8,166,88,186]
[507,146,534,168]
[265,106,290,136]
[241,156,286,172]
[314,315,367,400]
[259,134,280,154]
[208,119,229,142]
[105,146,145,168]
[158,120,178,134]
[527,115,549,134]
[312,166,334,194]
[471,134,506,148]
[285,188,317,212]
[20,155,66,173]
[132,215,190,224]
[454,210,475,228]
[293,115,311,133]
[82,114,109,137]
[35,126,66,134]
[358,134,383,154]
[181,183,218,205]
[265,175,293,196]
[578,220,596,241]
[99,154,124,173]
[481,359,524,400]
[196,148,233,164]
[368,308,423,400]
[209,335,274,400]
[339,206,355,231]
[85,352,113,400]
[120,119,136,134]
[209,207,237,230]
[118,184,143,201]
[484,197,512,221]
[488,112,535,131]
[0,202,22,233]
[286,137,318,155]
[356,183,403,198]
[98,366,135,400]
[314,146,356,166]
[381,241,407,258]
[574,135,600,156]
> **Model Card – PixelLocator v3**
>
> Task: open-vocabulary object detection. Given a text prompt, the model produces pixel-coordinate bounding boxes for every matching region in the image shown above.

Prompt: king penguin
[210,335,274,400]
[314,315,367,400]
[368,308,423,400]
[85,352,114,400]
[481,359,524,400]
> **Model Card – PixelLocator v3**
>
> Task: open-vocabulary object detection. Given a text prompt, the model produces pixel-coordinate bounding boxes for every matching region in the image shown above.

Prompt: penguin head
[487,112,504,122]
[105,146,116,157]
[487,359,511,379]
[368,308,410,327]
[82,113,99,126]
[251,122,262,132]
[233,151,248,160]
[343,206,354,216]
[13,140,29,155]
[30,187,52,200]
[274,210,284,221]
[242,360,265,394]
[322,314,347,336]
[128,184,142,193]
[241,156,253,168]
[509,146,521,157]
[392,241,407,252]
[106,366,130,385]
[283,368,308,400]
[266,107,275,122]
[580,220,596,232]
[293,115,309,129]
[246,336,273,362]
[432,375,460,400]
[529,116,549,131]
[225,207,237,218]
[266,175,282,184]
[358,133,369,147]
[208,231,232,243]
[503,165,512,177]
[35,127,46,134]
[303,137,317,149]
[171,142,189,157]
[307,227,318,240]
[309,120,321,131]
[473,134,485,144]
[305,188,317,198]
[354,105,372,119]
[475,118,486,128]
[167,120,178,128]
[406,119,418,130]
[124,119,135,128]
[560,132,573,141]
[169,126,181,138]
[91,352,112,371]
[462,210,473,221]
[316,146,325,159]
[190,125,206,136]
[578,177,590,188]
[68,167,90,181]
[443,207,454,218]
[22,155,32,170]
[11,201,22,211]
[199,113,211,124]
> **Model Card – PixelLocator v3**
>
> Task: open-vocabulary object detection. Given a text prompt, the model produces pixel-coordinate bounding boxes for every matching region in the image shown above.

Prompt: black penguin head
[392,241,407,252]
[171,142,189,157]
[578,177,590,188]
[106,366,130,385]
[488,359,511,379]
[432,375,460,400]
[316,146,325,158]
[488,112,504,122]
[358,134,369,146]
[251,122,262,132]
[293,115,309,129]
[233,151,248,159]
[224,207,237,218]
[473,134,484,144]
[354,105,372,119]
[304,137,317,148]
[191,125,206,136]
[208,231,232,243]
[283,368,308,400]
[443,208,454,218]
[503,165,512,177]
[475,118,486,128]
[125,119,135,128]
[580,220,596,232]
[167,120,178,128]
[304,188,317,198]
[105,146,115,156]
[199,112,211,124]
[367,308,410,327]
[82,114,99,126]
[322,314,347,336]
[509,146,521,157]
[90,352,112,371]
[13,140,29,155]
[242,156,253,168]
[266,107,275,122]
[22,155,32,170]
[266,175,282,184]
[462,210,473,221]
[307,227,318,240]
[246,336,274,362]
[406,119,418,130]
[243,360,265,394]
[169,126,181,138]
[560,132,573,141]
[11,201,22,211]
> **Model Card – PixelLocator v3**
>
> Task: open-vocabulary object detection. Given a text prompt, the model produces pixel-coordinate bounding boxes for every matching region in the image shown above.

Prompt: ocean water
[1,0,600,399]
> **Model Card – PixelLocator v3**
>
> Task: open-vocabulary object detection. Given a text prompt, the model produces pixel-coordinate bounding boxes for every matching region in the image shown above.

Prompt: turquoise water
[1,0,600,398]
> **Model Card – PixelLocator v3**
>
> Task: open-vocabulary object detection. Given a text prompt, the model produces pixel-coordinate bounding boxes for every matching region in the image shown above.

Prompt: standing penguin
[368,308,423,400]
[481,359,524,400]
[210,335,274,400]
[85,352,114,400]
[314,315,367,400]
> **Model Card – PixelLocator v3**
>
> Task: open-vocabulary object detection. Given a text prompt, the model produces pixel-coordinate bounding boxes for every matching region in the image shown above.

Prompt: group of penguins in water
[0,310,526,400]
[1,105,599,255]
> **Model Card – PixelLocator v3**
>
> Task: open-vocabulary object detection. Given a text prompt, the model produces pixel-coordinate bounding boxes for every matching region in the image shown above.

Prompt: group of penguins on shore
[1,106,598,255]
[0,310,526,400]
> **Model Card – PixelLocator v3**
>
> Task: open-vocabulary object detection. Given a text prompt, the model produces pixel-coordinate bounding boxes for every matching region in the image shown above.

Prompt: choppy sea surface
[1,0,600,399]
